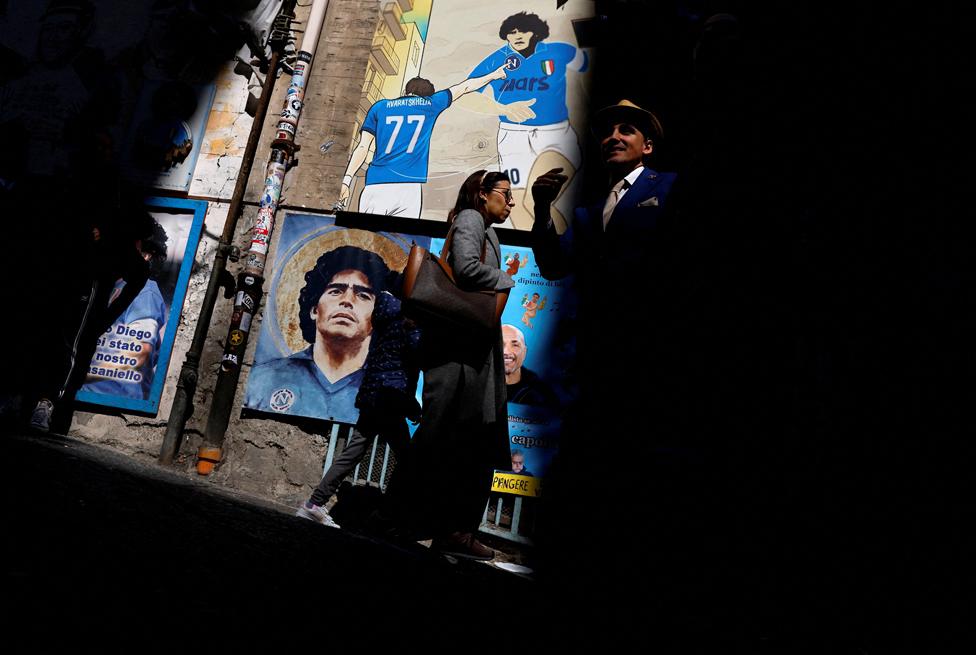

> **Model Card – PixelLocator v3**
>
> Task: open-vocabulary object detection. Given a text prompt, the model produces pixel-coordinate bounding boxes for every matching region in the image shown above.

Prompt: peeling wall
[69,0,383,507]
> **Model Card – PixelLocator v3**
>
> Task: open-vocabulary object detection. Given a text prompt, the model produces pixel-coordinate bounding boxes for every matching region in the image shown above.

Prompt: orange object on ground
[196,447,222,475]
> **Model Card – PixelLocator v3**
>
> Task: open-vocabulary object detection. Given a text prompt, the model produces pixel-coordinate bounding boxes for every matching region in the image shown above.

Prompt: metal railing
[320,422,530,543]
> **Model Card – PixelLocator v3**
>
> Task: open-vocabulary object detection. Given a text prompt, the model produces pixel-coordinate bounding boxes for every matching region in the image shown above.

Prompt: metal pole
[159,1,298,465]
[198,0,331,472]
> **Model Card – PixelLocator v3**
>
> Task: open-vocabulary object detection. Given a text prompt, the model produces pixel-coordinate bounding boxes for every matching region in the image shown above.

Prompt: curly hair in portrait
[447,169,511,226]
[297,245,393,344]
[498,12,550,44]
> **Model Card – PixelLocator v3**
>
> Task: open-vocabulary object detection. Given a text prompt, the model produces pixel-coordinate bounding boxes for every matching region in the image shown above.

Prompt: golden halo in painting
[274,228,410,354]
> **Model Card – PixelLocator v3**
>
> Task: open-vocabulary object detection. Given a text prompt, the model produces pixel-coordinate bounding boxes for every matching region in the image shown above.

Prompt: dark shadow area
[526,0,966,651]
[335,210,536,247]
[1,0,967,650]
[1,431,530,648]
[1,0,270,432]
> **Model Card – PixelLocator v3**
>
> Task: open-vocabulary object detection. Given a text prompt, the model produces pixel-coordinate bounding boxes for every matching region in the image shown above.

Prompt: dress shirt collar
[620,165,645,189]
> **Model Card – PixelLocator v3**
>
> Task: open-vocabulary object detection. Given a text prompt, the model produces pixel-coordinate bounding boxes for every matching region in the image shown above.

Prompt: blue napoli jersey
[469,41,587,126]
[83,280,167,399]
[362,90,452,185]
[244,346,363,424]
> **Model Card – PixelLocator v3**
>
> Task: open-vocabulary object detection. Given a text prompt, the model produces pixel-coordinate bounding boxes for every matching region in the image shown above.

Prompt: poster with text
[76,197,206,414]
[492,404,562,497]
[341,0,595,231]
[244,213,430,425]
[427,237,577,489]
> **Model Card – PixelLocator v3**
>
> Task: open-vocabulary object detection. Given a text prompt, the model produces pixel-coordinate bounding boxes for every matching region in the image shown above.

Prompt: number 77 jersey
[361,90,452,185]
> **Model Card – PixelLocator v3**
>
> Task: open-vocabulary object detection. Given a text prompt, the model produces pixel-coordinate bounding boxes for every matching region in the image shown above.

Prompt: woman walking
[396,170,516,560]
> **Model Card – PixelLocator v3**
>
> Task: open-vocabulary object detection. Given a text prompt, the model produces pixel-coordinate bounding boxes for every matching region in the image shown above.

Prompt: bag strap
[439,220,488,269]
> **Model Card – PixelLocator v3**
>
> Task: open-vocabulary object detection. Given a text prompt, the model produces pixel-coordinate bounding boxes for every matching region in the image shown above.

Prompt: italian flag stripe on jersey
[541,59,555,75]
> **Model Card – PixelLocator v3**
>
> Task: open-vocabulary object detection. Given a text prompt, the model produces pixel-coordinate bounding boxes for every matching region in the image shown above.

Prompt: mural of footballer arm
[339,63,510,216]
[456,12,590,231]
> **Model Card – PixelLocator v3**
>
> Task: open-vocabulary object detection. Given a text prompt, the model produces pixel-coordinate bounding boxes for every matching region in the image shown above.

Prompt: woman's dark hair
[298,245,393,344]
[447,169,511,227]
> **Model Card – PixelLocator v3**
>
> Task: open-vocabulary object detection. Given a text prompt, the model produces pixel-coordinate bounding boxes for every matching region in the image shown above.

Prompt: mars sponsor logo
[499,77,550,93]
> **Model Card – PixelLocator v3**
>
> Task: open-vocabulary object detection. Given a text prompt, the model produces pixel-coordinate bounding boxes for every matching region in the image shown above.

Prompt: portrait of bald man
[502,323,558,407]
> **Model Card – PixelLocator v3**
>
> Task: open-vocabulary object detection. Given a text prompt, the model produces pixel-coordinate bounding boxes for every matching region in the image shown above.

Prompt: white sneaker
[29,399,54,432]
[295,501,340,529]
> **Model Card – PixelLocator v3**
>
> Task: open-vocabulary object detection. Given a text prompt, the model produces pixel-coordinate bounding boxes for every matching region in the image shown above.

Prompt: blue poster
[507,404,561,480]
[245,213,430,424]
[429,237,577,485]
[75,197,207,414]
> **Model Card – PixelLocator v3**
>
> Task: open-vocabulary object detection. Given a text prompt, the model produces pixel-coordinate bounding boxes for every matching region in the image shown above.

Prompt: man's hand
[338,183,351,207]
[502,98,536,123]
[490,64,508,82]
[531,167,568,211]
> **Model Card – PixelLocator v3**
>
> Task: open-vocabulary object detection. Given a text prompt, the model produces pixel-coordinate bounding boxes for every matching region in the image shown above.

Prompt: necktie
[602,178,629,229]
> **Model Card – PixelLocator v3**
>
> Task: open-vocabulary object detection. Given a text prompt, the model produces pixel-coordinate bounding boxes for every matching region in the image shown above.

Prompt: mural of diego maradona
[244,245,393,422]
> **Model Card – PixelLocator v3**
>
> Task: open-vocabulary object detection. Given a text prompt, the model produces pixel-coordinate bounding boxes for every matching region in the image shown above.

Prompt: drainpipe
[159,1,299,466]
[196,0,331,473]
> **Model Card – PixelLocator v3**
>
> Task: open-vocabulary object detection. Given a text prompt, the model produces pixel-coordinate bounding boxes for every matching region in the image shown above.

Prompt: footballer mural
[341,0,594,231]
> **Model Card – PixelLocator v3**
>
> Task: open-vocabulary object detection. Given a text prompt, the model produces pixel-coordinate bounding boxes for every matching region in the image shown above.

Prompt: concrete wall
[68,0,383,506]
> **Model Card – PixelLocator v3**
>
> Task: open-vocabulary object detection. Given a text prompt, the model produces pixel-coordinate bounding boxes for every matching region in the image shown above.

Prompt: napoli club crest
[505,55,521,70]
[269,388,295,412]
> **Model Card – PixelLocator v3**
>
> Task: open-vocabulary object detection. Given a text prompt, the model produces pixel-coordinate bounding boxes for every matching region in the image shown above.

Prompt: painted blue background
[421,237,577,482]
[428,239,575,398]
[506,404,561,480]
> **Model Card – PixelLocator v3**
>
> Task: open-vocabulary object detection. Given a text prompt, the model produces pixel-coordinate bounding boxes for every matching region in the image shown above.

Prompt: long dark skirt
[388,330,510,538]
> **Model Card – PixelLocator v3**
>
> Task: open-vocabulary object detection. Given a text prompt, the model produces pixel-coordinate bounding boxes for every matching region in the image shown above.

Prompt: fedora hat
[592,99,663,143]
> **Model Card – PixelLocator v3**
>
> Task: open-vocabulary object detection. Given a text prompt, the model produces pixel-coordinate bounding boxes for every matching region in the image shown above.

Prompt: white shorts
[496,120,582,189]
[358,182,422,217]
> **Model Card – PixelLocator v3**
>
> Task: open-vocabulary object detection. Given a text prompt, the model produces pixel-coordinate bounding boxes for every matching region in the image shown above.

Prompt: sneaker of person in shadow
[29,398,54,433]
[295,501,340,529]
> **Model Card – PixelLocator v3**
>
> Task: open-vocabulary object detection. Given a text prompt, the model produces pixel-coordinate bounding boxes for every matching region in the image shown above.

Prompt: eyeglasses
[489,188,514,202]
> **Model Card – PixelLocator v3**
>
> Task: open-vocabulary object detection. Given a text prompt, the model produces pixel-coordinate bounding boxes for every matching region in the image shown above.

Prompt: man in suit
[530,99,676,401]
[529,100,689,620]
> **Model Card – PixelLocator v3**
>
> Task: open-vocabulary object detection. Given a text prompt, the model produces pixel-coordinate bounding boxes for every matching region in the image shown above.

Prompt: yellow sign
[491,471,541,498]
[229,330,244,346]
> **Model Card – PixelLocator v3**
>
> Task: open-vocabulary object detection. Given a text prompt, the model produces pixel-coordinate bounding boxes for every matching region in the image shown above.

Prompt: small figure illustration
[504,251,529,276]
[520,291,546,328]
